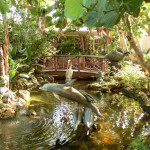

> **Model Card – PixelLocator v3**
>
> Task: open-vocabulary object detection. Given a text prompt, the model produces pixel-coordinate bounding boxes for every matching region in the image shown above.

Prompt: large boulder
[16,90,30,101]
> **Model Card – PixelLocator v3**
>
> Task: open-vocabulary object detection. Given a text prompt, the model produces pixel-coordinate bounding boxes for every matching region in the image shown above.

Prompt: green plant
[128,134,149,150]
[8,57,27,81]
[115,63,147,90]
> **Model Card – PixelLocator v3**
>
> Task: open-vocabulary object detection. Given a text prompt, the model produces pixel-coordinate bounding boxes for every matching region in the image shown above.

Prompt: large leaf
[0,0,9,14]
[19,73,30,79]
[97,0,107,18]
[132,8,140,17]
[8,57,15,70]
[85,11,98,28]
[10,45,17,58]
[18,78,28,82]
[123,0,143,13]
[65,0,86,20]
[101,11,120,28]
[9,70,17,80]
[25,47,31,58]
[83,0,91,8]
[108,0,122,10]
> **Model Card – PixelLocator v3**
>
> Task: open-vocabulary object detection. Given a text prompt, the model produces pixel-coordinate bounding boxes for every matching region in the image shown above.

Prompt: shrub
[115,63,147,90]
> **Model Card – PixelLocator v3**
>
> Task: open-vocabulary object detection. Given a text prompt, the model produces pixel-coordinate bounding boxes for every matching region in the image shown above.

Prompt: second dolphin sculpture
[39,80,104,118]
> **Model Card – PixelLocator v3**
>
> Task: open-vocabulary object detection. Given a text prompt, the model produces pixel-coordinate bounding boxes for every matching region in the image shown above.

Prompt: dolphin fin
[53,92,60,100]
[65,79,77,86]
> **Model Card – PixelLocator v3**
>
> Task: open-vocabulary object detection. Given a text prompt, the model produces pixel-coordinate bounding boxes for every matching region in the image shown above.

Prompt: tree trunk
[124,14,150,74]
[105,28,111,46]
[0,45,5,78]
[41,15,45,35]
[3,14,9,88]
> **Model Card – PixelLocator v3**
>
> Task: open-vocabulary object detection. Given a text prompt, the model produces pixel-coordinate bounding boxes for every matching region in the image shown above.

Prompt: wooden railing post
[82,56,85,69]
[54,56,57,73]
[78,56,80,76]
[62,56,64,69]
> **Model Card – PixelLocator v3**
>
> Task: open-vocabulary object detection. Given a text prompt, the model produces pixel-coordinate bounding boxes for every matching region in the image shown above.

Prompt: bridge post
[82,56,85,69]
[54,56,57,73]
[62,57,64,69]
[78,56,80,76]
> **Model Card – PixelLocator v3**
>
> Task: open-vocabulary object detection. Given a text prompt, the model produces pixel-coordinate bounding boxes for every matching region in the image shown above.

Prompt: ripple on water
[0,81,150,150]
[0,92,75,150]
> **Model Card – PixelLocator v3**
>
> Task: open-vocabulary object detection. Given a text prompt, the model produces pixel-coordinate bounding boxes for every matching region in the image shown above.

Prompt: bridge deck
[44,69,98,78]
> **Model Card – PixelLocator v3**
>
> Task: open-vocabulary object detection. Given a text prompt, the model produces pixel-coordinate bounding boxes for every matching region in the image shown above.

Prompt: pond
[0,80,150,150]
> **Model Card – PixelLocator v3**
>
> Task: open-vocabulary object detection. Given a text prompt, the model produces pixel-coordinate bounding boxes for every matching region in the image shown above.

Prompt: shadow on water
[0,80,150,150]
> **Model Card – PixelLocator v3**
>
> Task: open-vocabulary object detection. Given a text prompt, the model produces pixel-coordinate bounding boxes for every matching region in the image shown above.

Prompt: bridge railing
[40,55,105,74]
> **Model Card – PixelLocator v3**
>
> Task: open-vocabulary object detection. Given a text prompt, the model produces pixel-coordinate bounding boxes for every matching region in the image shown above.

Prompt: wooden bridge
[40,55,106,78]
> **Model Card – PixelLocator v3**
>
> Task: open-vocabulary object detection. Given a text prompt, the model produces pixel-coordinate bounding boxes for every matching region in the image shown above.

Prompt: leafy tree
[64,0,150,74]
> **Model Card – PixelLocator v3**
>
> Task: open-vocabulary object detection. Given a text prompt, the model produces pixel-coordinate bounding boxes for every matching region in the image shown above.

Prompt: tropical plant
[115,62,147,90]
[8,57,27,81]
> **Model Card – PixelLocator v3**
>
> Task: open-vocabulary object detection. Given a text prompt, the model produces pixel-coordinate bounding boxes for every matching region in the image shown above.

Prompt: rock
[16,90,30,101]
[0,103,7,109]
[26,109,37,116]
[2,93,11,103]
[14,98,27,109]
[0,87,8,94]
[0,107,16,119]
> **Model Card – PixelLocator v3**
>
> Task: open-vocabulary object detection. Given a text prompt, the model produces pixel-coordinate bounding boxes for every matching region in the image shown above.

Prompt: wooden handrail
[39,55,106,76]
[41,55,105,59]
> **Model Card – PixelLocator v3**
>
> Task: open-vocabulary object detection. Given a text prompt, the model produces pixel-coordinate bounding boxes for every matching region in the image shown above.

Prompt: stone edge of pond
[87,82,150,114]
[0,73,54,120]
[0,89,31,119]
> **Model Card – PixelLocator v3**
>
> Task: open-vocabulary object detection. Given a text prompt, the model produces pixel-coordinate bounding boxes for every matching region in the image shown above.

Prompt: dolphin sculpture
[39,80,104,118]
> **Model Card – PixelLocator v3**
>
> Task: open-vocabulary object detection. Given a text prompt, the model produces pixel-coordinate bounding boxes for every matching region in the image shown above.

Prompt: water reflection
[0,80,150,150]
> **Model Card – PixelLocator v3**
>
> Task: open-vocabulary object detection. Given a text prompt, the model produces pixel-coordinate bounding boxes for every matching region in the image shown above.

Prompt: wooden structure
[54,28,112,54]
[41,55,105,78]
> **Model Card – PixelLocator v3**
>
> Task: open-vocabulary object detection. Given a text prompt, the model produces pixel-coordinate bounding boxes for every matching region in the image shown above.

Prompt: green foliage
[45,16,53,27]
[101,10,120,28]
[123,0,143,13]
[0,0,9,14]
[57,36,82,55]
[55,17,66,29]
[115,63,147,90]
[64,0,146,28]
[128,134,149,150]
[65,0,88,20]
[25,47,31,58]
[8,57,26,81]
[85,11,99,28]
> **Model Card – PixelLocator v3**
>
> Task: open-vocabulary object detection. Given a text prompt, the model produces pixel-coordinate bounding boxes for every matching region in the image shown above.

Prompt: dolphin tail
[53,92,60,100]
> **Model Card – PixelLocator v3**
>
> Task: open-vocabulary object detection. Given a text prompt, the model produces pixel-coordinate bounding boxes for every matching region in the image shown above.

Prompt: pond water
[0,80,150,150]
